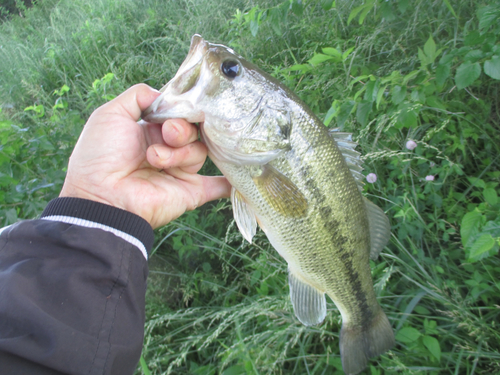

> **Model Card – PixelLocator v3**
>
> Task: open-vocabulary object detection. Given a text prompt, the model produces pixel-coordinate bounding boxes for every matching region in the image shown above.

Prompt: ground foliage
[1,0,500,374]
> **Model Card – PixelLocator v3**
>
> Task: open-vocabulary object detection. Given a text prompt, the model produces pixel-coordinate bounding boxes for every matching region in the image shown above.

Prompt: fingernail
[152,145,171,161]
[169,121,180,135]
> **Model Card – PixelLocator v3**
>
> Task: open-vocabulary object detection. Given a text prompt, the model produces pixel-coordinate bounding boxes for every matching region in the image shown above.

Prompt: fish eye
[221,60,240,79]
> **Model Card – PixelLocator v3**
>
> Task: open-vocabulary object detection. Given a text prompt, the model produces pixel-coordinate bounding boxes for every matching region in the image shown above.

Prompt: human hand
[60,84,231,229]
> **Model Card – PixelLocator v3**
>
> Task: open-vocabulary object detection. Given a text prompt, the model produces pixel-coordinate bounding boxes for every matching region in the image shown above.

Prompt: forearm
[0,198,153,375]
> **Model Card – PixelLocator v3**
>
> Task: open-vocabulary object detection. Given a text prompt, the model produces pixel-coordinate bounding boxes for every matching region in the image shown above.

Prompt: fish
[142,34,395,375]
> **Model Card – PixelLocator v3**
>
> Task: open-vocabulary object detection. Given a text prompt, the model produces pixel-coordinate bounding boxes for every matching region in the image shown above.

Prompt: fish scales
[142,34,394,375]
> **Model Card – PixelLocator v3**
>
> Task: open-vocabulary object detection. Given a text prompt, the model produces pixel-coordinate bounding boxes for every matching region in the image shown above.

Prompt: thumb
[95,83,161,121]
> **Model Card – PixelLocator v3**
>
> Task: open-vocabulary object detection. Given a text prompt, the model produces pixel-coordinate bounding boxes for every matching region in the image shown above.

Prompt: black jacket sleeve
[0,198,154,375]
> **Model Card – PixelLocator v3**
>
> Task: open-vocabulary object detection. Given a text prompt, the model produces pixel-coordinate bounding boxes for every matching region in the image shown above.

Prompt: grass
[1,0,500,374]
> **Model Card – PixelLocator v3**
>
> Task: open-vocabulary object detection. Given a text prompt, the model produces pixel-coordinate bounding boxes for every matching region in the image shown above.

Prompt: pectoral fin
[231,187,257,243]
[288,269,327,326]
[364,198,391,260]
[252,165,308,218]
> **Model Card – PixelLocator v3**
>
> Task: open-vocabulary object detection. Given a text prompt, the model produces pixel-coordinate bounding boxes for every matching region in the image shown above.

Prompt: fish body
[143,35,394,374]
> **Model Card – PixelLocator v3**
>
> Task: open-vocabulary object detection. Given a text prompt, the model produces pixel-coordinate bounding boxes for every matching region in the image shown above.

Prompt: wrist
[41,197,155,259]
[59,181,157,228]
[60,183,116,208]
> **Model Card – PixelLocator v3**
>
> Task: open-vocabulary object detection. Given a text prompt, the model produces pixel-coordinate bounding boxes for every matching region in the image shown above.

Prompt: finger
[141,122,164,146]
[162,119,199,147]
[96,84,161,121]
[167,172,231,210]
[199,176,232,203]
[147,141,208,170]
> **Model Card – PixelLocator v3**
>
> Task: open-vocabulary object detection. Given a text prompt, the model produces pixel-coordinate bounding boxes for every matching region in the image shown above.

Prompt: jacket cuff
[41,197,154,259]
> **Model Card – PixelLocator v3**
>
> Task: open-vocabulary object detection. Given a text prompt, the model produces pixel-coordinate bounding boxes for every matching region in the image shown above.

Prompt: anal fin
[288,269,326,326]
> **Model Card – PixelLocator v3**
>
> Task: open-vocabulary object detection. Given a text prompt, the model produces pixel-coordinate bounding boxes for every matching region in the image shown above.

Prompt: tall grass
[1,0,500,374]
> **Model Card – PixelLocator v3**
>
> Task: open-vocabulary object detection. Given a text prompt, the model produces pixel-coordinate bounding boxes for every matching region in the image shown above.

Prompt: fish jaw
[142,34,209,124]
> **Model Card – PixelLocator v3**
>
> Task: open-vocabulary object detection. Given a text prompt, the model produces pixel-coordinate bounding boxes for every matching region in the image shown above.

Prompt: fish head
[142,34,294,165]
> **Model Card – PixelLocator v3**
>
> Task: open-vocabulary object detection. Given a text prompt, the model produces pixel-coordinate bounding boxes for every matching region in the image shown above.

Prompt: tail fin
[339,309,394,375]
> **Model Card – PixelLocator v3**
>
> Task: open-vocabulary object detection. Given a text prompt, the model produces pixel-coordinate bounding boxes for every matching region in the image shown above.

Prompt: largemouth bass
[143,35,394,375]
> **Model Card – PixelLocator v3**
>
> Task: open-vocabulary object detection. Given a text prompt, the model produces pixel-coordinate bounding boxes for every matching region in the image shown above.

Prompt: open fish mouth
[141,35,209,124]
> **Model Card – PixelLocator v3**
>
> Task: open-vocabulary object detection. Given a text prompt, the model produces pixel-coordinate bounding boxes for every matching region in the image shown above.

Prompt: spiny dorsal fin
[329,128,364,190]
[231,187,257,243]
[364,197,391,260]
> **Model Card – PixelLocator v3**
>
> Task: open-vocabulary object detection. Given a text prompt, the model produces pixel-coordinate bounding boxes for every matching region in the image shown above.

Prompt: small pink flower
[366,173,377,183]
[406,140,417,150]
[425,175,435,181]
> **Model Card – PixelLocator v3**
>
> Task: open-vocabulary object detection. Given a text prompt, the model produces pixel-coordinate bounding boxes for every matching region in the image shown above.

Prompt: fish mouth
[141,34,208,123]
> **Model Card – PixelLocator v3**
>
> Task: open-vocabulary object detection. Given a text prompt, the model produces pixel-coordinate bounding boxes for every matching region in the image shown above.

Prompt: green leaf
[257,280,269,295]
[396,104,417,129]
[426,96,446,110]
[53,84,70,96]
[364,79,379,102]
[468,177,486,189]
[222,365,246,375]
[5,208,18,224]
[483,188,498,205]
[468,233,496,260]
[291,0,303,16]
[358,1,374,24]
[460,210,482,246]
[337,100,356,127]
[308,53,335,66]
[418,47,428,67]
[322,47,342,58]
[250,269,261,286]
[423,336,441,361]
[402,70,420,84]
[380,1,396,21]
[347,4,365,25]
[356,100,372,126]
[464,50,485,63]
[324,101,339,126]
[139,355,152,375]
[376,85,387,109]
[484,56,500,80]
[436,63,451,86]
[478,6,500,32]
[455,62,481,90]
[24,104,45,117]
[269,8,283,35]
[396,327,421,343]
[391,85,406,104]
[441,0,457,18]
[250,19,259,37]
[342,46,355,61]
[321,0,335,11]
[398,0,409,13]
[424,36,436,63]
[464,31,485,47]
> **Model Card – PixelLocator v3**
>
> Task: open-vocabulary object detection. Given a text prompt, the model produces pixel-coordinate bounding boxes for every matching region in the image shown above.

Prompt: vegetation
[1,0,499,374]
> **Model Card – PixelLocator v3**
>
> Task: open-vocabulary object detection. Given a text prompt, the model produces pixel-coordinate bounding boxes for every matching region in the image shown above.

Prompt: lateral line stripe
[41,215,148,260]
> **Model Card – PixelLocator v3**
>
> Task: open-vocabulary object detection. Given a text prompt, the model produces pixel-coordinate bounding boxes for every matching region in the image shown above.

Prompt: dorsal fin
[329,128,364,190]
[363,197,391,260]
